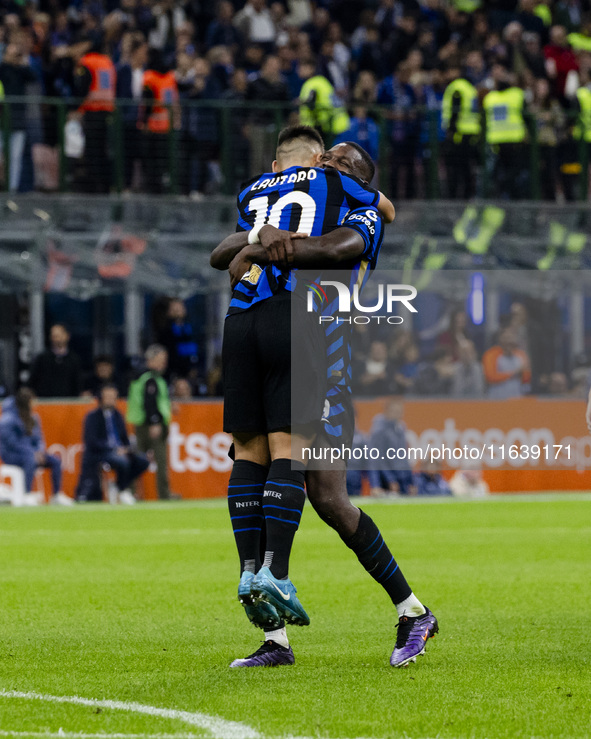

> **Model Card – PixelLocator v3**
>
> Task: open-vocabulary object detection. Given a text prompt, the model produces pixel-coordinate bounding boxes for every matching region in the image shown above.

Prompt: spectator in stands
[246,54,290,177]
[367,398,415,496]
[392,341,420,395]
[0,41,37,192]
[414,461,452,497]
[449,468,489,498]
[206,1,242,52]
[171,377,192,400]
[234,0,277,51]
[0,388,71,505]
[544,25,579,101]
[482,328,531,399]
[82,355,123,398]
[221,67,251,188]
[529,76,567,200]
[449,341,484,398]
[334,105,380,169]
[116,36,148,191]
[355,340,391,396]
[377,59,419,199]
[438,308,472,360]
[76,384,149,504]
[126,344,176,500]
[157,298,199,383]
[414,347,455,396]
[29,323,82,398]
[180,57,220,196]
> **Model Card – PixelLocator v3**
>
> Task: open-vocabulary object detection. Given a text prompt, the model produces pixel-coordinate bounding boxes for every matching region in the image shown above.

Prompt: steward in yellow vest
[298,60,350,139]
[442,69,481,198]
[482,74,529,198]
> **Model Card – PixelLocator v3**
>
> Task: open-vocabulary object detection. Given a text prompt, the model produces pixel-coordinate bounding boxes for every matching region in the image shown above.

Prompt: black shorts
[222,292,327,434]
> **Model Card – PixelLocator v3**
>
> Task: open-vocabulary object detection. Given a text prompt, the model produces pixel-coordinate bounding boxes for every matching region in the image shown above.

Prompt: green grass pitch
[0,495,589,739]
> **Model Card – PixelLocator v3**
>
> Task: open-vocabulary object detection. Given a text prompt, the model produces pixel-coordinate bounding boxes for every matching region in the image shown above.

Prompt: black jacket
[82,406,130,463]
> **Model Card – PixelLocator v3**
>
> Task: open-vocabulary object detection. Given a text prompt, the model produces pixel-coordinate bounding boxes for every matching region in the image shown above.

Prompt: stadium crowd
[351,300,591,398]
[1,0,591,197]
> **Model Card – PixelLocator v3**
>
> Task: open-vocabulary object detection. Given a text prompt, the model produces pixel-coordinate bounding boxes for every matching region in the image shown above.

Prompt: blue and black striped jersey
[313,205,385,394]
[315,205,385,440]
[227,165,379,315]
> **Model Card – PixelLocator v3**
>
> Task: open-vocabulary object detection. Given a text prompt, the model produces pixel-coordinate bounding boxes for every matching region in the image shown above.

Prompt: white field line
[0,691,381,739]
[0,691,259,739]
[0,733,200,739]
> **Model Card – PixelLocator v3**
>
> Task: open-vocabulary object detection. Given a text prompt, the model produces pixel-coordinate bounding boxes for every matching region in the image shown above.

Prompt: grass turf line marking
[0,691,259,739]
[0,693,380,739]
[0,733,201,738]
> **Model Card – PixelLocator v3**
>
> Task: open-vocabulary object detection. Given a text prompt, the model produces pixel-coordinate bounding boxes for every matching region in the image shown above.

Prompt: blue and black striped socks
[261,458,306,579]
[344,509,413,606]
[227,460,268,573]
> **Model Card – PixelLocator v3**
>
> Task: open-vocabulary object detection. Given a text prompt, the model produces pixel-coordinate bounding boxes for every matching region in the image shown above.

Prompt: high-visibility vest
[482,88,526,144]
[0,80,4,100]
[79,53,116,113]
[534,3,552,26]
[299,75,350,136]
[142,70,179,134]
[574,87,591,142]
[567,32,591,52]
[442,78,480,138]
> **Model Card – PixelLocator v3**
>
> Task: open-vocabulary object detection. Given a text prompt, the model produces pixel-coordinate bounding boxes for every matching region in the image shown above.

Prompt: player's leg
[229,432,295,667]
[248,427,312,627]
[308,394,438,666]
[222,309,281,630]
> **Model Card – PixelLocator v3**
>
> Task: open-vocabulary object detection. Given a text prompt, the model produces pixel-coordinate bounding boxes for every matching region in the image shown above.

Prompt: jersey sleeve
[340,206,385,264]
[337,170,380,209]
[235,191,249,232]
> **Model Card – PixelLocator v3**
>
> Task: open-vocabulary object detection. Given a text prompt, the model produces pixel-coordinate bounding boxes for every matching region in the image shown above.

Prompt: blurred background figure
[82,355,123,398]
[449,467,490,498]
[72,40,116,194]
[156,298,199,386]
[483,328,531,399]
[367,398,415,496]
[414,460,452,496]
[29,323,82,398]
[0,41,36,192]
[171,377,193,400]
[451,341,485,398]
[116,36,148,191]
[76,384,149,504]
[0,388,71,505]
[126,344,177,500]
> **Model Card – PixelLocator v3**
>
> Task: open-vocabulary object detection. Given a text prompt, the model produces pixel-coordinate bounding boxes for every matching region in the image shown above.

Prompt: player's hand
[228,252,253,289]
[259,224,298,266]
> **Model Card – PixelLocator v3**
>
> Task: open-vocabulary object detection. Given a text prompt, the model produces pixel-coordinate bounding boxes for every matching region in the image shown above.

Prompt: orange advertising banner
[5,397,589,498]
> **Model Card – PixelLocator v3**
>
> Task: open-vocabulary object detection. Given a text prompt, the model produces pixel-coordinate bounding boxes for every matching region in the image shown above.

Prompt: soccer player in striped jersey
[212,133,438,668]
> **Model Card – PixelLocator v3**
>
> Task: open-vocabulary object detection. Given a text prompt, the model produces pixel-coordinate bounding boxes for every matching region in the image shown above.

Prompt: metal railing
[0,95,590,200]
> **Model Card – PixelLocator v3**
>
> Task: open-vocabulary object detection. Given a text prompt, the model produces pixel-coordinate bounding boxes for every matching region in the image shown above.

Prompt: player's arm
[377,193,395,223]
[210,232,250,270]
[227,226,366,287]
[210,227,302,270]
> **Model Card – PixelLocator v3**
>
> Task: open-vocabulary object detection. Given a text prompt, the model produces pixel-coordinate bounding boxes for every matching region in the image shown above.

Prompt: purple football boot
[390,607,439,667]
[230,640,295,668]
